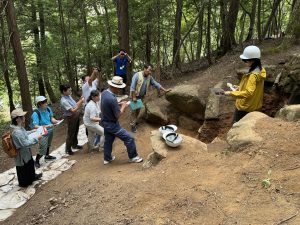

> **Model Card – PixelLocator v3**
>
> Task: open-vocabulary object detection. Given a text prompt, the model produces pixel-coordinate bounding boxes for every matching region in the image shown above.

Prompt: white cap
[35,96,47,104]
[108,76,126,89]
[240,46,261,59]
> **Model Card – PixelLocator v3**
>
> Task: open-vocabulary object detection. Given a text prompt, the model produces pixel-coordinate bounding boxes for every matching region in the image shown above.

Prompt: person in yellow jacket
[224,46,266,123]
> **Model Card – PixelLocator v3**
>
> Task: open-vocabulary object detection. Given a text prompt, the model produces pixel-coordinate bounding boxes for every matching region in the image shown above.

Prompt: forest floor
[1,40,300,225]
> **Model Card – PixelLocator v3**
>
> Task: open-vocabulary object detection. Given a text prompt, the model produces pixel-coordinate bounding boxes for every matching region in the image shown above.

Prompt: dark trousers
[233,109,249,123]
[16,158,36,187]
[102,121,138,161]
[65,112,80,151]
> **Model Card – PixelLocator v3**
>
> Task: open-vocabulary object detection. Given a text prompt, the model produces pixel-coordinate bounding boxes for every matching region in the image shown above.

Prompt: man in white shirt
[82,68,100,106]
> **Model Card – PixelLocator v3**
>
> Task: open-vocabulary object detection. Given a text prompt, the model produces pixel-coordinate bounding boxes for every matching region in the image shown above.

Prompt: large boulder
[145,100,169,125]
[275,104,300,121]
[143,130,207,169]
[165,85,206,119]
[226,112,268,151]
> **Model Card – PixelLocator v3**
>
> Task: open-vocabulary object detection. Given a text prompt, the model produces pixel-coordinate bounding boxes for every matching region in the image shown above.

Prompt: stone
[165,85,205,119]
[205,82,222,119]
[145,101,168,124]
[275,104,300,121]
[226,112,268,151]
[178,115,201,131]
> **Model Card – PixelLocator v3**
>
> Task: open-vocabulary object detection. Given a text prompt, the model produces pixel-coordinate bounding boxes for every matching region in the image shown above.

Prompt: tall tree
[173,0,183,69]
[5,0,33,126]
[80,0,92,75]
[116,0,131,82]
[0,3,15,112]
[57,0,75,91]
[286,0,300,43]
[206,0,212,65]
[31,0,46,97]
[245,0,257,41]
[38,0,57,103]
[219,0,240,54]
[262,0,282,38]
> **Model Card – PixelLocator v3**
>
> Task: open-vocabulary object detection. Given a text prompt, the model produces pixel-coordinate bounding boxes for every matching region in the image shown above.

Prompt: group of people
[9,45,266,188]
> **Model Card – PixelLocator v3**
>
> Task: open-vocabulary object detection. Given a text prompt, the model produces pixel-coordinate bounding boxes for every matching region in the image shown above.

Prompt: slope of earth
[2,114,300,225]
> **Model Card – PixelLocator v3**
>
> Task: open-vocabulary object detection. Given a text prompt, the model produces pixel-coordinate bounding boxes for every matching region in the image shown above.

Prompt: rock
[145,101,168,124]
[49,197,58,205]
[165,85,206,119]
[275,104,300,121]
[205,82,222,119]
[178,115,201,131]
[226,112,268,151]
[142,152,165,169]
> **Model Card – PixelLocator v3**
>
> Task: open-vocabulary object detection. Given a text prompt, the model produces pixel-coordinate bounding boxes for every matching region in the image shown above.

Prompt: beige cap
[11,108,27,119]
[108,76,126,89]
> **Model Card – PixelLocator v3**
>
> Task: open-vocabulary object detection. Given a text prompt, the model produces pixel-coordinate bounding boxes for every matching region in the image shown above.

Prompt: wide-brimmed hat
[36,96,47,104]
[108,76,126,89]
[11,108,27,119]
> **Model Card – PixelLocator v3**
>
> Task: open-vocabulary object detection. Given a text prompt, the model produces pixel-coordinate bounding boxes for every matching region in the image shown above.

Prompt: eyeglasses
[242,59,250,63]
[40,100,47,104]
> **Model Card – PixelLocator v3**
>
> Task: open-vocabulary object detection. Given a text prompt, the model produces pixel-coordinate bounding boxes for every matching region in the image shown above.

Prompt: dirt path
[2,113,300,225]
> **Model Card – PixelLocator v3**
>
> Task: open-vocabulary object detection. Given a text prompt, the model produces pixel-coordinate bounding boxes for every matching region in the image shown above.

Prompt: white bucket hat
[108,76,126,89]
[35,96,47,104]
[11,108,27,119]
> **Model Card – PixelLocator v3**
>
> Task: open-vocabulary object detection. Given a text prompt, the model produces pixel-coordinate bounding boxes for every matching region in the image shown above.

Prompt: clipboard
[129,99,144,110]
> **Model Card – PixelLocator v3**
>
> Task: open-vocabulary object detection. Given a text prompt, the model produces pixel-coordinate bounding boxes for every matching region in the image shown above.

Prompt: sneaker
[129,156,143,163]
[44,155,56,160]
[131,125,137,133]
[34,161,41,168]
[34,173,43,181]
[103,155,116,165]
[72,145,83,150]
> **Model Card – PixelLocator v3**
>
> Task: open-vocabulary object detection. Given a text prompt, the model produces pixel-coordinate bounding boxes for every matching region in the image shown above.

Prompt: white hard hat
[35,96,47,104]
[240,46,261,59]
[163,132,183,148]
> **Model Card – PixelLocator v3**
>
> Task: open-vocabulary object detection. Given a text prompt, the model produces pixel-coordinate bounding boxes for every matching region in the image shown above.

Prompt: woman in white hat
[224,46,267,122]
[31,96,60,168]
[10,108,43,187]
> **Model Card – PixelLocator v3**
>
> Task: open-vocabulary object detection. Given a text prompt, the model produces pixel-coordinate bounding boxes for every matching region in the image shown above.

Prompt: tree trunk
[5,0,33,127]
[80,0,92,75]
[257,0,262,42]
[196,5,204,60]
[31,0,46,97]
[116,0,131,84]
[245,0,257,41]
[286,0,300,43]
[57,0,75,91]
[219,0,240,54]
[0,7,15,112]
[172,0,183,69]
[156,0,161,82]
[38,0,57,103]
[262,0,282,38]
[206,0,212,65]
[145,8,151,64]
[239,11,246,44]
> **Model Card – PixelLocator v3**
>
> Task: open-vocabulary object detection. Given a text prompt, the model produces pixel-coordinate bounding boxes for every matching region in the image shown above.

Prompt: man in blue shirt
[32,96,60,168]
[111,49,132,94]
[101,76,143,165]
[130,64,171,132]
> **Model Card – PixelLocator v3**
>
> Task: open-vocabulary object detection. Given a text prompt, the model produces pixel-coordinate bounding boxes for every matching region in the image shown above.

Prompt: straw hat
[108,76,126,89]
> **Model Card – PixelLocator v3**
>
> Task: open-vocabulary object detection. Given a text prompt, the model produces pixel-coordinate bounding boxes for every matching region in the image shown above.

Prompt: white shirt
[82,79,98,105]
[83,100,101,126]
